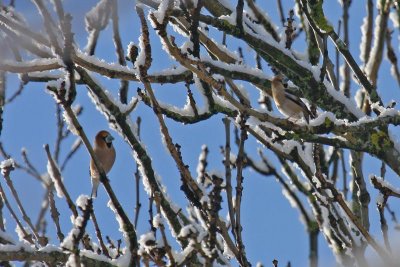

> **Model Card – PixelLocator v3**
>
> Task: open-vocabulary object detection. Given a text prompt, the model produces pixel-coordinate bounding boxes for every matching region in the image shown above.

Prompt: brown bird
[271,75,314,123]
[90,130,116,198]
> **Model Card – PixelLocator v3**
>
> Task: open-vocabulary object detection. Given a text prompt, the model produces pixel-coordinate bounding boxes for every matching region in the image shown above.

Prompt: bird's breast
[93,146,116,174]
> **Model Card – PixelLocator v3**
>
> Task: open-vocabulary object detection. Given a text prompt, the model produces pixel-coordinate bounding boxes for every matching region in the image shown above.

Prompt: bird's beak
[105,134,114,143]
[282,77,289,84]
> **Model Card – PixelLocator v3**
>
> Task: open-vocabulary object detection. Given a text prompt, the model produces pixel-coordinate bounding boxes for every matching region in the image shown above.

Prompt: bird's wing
[284,91,314,118]
[284,91,314,123]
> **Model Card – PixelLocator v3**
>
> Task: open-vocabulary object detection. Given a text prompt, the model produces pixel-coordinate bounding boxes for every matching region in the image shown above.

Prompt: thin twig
[2,166,42,244]
[21,149,41,179]
[44,144,78,218]
[341,0,351,97]
[385,204,398,224]
[223,117,235,232]
[51,0,65,22]
[335,20,341,87]
[284,10,295,49]
[189,0,203,58]
[134,117,142,228]
[0,144,41,181]
[206,174,223,265]
[60,139,82,172]
[361,0,374,65]
[35,190,49,233]
[236,0,244,34]
[377,194,391,252]
[350,151,370,232]
[90,209,111,258]
[245,0,279,41]
[319,34,328,83]
[154,192,175,265]
[54,105,64,163]
[5,80,25,104]
[365,0,391,86]
[340,149,348,200]
[234,113,249,267]
[385,29,400,87]
[69,198,93,266]
[0,71,4,136]
[110,0,129,104]
[276,0,285,26]
[48,184,64,242]
[0,182,34,244]
[32,0,62,55]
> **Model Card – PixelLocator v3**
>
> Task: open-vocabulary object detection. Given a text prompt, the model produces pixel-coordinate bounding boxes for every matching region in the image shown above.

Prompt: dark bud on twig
[238,47,244,59]
[386,100,396,109]
[127,43,139,64]
[285,10,295,49]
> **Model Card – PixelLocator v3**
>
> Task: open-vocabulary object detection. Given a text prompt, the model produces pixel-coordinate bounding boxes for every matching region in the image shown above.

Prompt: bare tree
[0,0,400,266]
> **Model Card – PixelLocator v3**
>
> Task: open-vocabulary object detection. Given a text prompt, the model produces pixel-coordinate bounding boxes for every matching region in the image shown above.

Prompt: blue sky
[2,1,400,266]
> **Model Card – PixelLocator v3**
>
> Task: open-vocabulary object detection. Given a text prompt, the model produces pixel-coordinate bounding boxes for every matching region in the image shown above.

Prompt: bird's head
[96,130,114,148]
[272,74,289,88]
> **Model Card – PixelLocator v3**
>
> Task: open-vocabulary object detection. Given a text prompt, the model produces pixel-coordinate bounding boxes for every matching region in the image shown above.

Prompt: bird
[271,74,314,123]
[90,130,116,198]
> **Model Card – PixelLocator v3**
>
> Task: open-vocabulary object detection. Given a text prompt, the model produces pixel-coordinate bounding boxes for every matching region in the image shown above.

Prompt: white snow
[65,253,80,267]
[107,200,131,254]
[15,225,32,246]
[85,0,111,31]
[153,0,171,24]
[0,58,61,70]
[178,224,197,238]
[376,192,385,206]
[76,195,89,209]
[46,160,65,198]
[77,51,138,78]
[39,244,62,252]
[138,231,155,255]
[158,98,195,117]
[370,175,400,195]
[150,65,187,77]
[354,88,364,108]
[152,214,164,228]
[63,108,80,136]
[364,12,383,76]
[360,13,371,63]
[390,10,400,28]
[0,230,15,244]
[134,35,147,70]
[282,187,298,209]
[196,144,207,180]
[0,158,15,176]
[219,11,237,26]
[312,175,322,189]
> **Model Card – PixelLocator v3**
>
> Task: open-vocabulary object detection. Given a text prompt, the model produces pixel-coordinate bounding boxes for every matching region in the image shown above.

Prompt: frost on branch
[85,0,112,32]
[0,158,15,176]
[2,1,400,266]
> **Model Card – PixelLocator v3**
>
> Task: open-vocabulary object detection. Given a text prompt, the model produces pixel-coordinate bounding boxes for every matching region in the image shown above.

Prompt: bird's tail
[91,178,99,198]
[304,104,317,124]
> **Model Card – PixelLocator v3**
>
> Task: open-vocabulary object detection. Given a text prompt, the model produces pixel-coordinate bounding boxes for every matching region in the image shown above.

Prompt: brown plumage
[271,75,314,123]
[90,130,116,198]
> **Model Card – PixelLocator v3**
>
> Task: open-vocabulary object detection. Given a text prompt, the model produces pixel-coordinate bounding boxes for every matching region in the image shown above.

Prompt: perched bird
[90,130,116,198]
[271,74,314,123]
